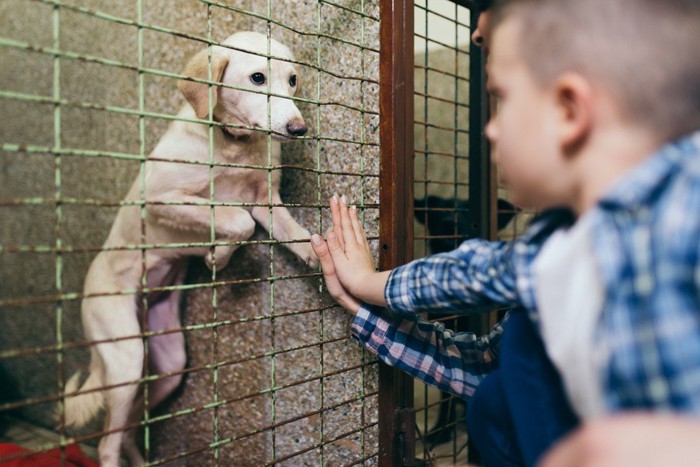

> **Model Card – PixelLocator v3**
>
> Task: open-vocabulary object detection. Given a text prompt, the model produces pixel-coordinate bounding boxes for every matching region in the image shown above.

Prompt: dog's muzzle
[286,121,308,137]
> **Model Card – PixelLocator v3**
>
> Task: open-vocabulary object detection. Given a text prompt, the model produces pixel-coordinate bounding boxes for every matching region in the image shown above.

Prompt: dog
[413,195,517,446]
[414,195,518,254]
[61,32,318,467]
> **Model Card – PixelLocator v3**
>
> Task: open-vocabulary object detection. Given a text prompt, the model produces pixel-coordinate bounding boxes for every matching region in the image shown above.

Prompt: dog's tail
[62,364,104,428]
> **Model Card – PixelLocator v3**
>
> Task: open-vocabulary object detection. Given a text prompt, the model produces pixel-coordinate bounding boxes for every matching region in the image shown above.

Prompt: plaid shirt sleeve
[385,238,520,315]
[350,305,507,399]
[593,131,700,412]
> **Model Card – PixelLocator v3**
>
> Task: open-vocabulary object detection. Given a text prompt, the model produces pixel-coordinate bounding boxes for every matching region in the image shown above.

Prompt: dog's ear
[178,48,230,120]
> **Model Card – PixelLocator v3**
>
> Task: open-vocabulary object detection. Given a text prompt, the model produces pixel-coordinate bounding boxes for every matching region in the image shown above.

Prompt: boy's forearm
[348,270,391,307]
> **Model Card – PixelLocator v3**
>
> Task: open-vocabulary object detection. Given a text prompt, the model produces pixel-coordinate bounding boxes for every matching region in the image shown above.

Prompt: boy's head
[471,0,494,48]
[473,0,493,11]
[485,0,700,210]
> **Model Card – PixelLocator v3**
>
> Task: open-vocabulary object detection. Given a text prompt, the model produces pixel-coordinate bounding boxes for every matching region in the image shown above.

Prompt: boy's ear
[554,72,593,156]
[178,48,230,120]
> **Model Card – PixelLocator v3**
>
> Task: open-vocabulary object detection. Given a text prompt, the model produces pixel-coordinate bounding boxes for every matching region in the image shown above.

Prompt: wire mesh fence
[1,0,382,465]
[409,0,531,464]
[410,1,475,463]
[413,0,516,465]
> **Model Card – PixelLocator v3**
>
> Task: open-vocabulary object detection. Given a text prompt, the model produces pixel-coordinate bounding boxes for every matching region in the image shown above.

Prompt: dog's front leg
[252,192,318,268]
[147,191,256,248]
[204,244,237,271]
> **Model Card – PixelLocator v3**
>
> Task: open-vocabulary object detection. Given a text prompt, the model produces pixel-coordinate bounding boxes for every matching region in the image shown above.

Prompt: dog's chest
[209,143,281,202]
[208,168,255,199]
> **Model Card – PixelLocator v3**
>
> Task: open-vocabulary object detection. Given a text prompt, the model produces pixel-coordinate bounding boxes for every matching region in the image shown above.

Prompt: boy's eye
[250,73,266,85]
[289,75,297,87]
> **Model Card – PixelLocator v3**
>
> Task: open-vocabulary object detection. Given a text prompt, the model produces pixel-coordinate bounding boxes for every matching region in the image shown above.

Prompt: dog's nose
[286,121,308,137]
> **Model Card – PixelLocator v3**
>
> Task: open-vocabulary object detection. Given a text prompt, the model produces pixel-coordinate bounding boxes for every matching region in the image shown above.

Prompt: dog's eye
[250,73,266,85]
[289,75,297,87]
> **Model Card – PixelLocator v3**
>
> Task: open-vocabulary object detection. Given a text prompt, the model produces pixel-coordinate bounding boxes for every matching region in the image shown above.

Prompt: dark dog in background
[414,196,518,253]
[414,195,518,445]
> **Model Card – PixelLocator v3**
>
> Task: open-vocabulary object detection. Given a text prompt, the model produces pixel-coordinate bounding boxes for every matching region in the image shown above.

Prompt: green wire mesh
[412,0,479,464]
[0,0,381,465]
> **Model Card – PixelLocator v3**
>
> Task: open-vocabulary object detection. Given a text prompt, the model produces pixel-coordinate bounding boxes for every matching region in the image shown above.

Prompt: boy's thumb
[310,233,324,247]
[310,234,329,256]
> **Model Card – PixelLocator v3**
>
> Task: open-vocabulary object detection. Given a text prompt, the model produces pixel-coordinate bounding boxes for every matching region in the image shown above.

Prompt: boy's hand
[310,232,362,315]
[310,195,390,308]
[326,195,374,291]
[325,195,389,305]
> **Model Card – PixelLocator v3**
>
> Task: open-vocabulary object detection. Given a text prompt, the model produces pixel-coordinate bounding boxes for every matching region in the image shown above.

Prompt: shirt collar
[515,208,576,255]
[598,130,700,211]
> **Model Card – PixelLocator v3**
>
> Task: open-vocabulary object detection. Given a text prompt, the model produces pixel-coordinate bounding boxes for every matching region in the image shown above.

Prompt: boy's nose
[471,11,491,49]
[471,28,485,46]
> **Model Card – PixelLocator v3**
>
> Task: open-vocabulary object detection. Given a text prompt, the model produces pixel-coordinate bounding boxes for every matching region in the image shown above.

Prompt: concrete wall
[0,0,380,464]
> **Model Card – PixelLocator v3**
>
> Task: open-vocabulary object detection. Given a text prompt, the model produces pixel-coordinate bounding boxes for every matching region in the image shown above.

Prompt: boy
[312,0,700,465]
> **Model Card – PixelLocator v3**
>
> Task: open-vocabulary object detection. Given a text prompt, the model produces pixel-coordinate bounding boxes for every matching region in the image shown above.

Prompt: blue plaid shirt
[352,130,700,412]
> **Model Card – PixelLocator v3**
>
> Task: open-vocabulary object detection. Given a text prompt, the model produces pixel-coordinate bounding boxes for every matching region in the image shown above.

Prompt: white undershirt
[532,212,609,419]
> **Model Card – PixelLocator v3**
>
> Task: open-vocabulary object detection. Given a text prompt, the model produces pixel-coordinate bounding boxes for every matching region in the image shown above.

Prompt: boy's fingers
[339,196,357,248]
[349,205,366,245]
[326,230,347,262]
[311,234,361,314]
[311,234,337,276]
[329,195,345,249]
[310,234,331,264]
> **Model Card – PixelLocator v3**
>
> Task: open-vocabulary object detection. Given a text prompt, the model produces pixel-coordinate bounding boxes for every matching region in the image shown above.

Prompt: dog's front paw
[298,244,319,269]
[205,246,236,271]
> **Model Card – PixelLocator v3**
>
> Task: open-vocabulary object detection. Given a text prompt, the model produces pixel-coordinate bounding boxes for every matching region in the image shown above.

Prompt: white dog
[62,32,318,466]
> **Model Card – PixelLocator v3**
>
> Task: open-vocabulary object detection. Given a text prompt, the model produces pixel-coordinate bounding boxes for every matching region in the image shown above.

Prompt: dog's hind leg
[145,264,187,410]
[84,293,144,467]
[118,262,188,465]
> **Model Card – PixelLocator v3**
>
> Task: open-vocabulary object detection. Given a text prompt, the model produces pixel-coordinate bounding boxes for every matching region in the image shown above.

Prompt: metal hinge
[394,408,416,466]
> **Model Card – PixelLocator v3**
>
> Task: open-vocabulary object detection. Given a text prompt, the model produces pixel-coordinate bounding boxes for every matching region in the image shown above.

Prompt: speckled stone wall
[0,0,380,464]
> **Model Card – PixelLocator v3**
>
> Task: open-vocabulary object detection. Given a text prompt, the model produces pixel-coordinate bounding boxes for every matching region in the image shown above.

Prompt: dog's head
[178,31,307,141]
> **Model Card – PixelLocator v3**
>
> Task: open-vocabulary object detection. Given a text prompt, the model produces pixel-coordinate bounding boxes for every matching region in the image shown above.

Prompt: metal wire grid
[0,0,381,465]
[409,2,538,464]
[412,0,478,464]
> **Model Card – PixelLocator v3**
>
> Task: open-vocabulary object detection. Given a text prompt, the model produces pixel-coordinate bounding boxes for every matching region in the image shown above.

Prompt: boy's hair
[473,0,493,12]
[491,0,700,140]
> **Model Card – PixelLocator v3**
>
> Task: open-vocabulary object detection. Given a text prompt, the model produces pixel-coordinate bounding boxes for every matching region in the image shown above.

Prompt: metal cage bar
[378,0,416,465]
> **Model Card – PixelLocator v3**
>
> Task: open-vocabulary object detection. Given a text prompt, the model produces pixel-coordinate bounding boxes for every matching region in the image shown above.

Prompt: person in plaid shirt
[311,0,700,465]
